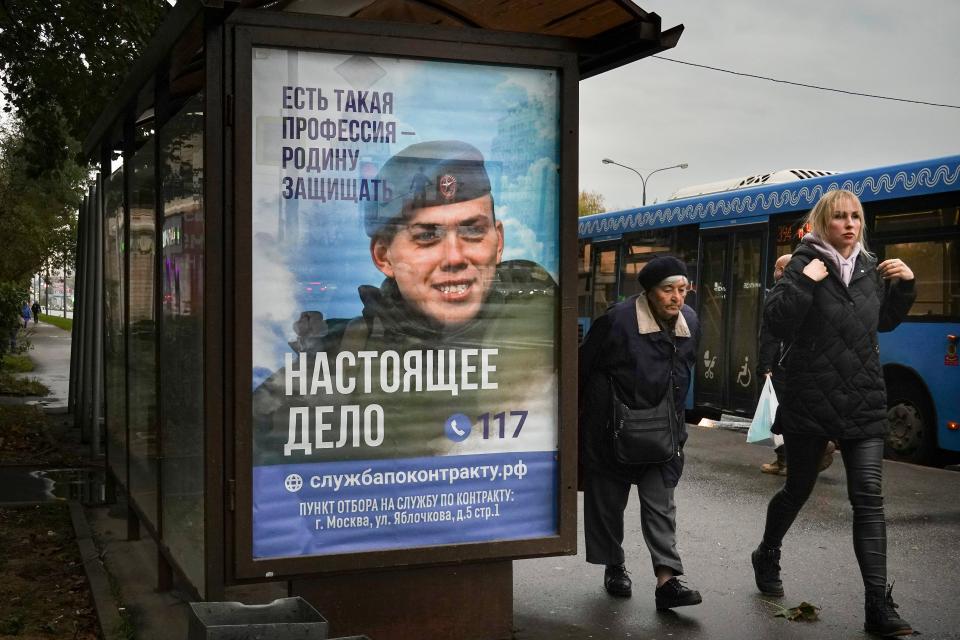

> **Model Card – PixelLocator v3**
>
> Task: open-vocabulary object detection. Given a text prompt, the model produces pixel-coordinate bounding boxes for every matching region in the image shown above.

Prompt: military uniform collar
[635,294,690,337]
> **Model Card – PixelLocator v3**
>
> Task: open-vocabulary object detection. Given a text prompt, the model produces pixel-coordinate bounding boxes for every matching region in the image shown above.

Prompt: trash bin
[187,597,329,640]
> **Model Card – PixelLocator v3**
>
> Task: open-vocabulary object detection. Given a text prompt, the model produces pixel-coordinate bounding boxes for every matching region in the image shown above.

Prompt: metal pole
[92,174,104,459]
[63,256,67,318]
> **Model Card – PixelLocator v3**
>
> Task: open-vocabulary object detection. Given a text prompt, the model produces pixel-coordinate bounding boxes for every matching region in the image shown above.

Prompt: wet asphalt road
[513,426,960,640]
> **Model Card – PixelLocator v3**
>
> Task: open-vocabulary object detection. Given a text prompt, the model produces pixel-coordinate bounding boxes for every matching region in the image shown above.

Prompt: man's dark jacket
[756,303,784,383]
[764,243,915,439]
[579,295,700,488]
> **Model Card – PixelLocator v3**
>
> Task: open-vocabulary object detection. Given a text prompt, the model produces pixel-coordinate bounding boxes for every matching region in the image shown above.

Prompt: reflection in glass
[159,94,205,593]
[128,137,159,527]
[103,168,127,484]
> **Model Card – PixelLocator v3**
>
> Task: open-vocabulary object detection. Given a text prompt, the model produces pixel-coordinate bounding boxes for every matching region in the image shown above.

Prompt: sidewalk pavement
[3,320,71,411]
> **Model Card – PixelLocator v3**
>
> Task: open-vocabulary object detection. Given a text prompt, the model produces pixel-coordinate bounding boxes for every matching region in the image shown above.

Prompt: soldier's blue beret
[363,140,492,237]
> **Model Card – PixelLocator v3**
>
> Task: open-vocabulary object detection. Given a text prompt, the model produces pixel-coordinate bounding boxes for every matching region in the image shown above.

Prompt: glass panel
[592,246,618,319]
[103,167,127,484]
[875,207,959,233]
[885,240,959,318]
[727,233,763,413]
[697,236,728,409]
[159,94,205,592]
[128,138,158,526]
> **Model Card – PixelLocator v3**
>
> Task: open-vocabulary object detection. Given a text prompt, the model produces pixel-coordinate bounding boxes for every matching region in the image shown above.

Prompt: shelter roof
[83,0,682,157]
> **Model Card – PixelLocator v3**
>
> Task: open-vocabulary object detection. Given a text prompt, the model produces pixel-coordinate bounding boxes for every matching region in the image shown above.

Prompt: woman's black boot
[864,584,913,637]
[750,544,784,596]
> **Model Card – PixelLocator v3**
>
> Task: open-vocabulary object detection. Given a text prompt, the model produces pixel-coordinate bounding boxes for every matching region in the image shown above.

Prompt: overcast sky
[579,0,960,211]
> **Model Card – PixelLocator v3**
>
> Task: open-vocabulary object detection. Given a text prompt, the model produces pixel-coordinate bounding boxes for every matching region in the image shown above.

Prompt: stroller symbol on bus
[736,356,752,388]
[703,350,717,379]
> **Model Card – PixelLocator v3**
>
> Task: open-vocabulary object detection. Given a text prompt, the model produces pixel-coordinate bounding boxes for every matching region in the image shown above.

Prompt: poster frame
[228,13,580,582]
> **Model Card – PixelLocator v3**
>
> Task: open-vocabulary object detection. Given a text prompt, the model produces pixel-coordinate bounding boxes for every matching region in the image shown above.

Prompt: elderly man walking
[579,255,702,610]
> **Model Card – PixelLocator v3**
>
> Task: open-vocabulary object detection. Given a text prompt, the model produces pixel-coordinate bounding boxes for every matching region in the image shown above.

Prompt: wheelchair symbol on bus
[736,356,752,388]
[703,350,717,380]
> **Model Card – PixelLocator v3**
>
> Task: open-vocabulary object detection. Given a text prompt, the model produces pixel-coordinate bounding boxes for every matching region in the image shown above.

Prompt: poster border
[228,16,579,582]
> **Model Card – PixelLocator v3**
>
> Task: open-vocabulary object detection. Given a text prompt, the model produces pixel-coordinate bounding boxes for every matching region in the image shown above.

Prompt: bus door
[695,224,766,416]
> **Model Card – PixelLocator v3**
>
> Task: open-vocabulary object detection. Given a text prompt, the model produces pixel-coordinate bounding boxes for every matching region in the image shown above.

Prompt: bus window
[592,245,619,319]
[874,207,960,233]
[578,241,592,318]
[620,232,671,300]
[884,240,959,317]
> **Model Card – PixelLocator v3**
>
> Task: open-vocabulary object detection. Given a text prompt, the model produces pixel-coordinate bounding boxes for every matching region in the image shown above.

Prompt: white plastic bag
[747,375,781,446]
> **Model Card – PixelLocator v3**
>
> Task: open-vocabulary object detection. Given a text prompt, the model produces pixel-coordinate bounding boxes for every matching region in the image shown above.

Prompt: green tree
[579,189,606,217]
[0,120,84,283]
[0,0,170,175]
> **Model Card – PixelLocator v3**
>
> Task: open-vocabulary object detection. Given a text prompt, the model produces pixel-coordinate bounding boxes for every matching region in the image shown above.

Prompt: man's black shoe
[655,577,702,610]
[604,564,631,597]
[751,545,785,597]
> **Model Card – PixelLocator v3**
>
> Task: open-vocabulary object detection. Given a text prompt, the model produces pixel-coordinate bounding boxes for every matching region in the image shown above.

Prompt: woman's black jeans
[762,434,887,590]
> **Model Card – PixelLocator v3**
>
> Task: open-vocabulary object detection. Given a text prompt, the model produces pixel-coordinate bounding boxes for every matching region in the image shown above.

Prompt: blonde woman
[751,190,916,637]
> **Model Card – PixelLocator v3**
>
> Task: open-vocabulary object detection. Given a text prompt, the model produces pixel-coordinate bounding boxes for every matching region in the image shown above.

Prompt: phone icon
[444,413,472,442]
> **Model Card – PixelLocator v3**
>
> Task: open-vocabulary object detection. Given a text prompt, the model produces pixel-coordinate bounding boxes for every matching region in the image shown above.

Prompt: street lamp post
[601,158,689,206]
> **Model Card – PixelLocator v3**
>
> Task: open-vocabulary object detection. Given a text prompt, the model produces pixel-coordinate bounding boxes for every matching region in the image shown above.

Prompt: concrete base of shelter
[292,561,513,640]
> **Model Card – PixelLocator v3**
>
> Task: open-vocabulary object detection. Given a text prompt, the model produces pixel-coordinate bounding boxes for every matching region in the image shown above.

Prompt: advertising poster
[250,48,561,559]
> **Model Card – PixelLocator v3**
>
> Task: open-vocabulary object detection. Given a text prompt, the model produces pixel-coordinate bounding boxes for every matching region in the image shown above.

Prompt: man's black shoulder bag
[609,376,679,465]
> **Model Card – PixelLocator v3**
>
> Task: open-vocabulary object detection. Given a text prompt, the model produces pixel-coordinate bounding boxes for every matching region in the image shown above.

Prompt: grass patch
[0,405,84,467]
[0,503,100,639]
[0,353,34,373]
[40,313,73,331]
[0,371,49,396]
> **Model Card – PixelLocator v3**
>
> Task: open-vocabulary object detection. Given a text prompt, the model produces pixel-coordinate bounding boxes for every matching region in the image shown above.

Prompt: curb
[68,500,124,640]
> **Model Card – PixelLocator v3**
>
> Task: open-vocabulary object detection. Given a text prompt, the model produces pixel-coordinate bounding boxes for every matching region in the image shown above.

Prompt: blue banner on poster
[253,451,556,558]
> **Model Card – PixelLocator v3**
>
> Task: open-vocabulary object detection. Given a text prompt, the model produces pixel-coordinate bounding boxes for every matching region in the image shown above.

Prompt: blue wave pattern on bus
[579,155,960,238]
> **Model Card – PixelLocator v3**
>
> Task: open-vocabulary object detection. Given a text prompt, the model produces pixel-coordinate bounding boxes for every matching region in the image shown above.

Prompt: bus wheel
[885,382,937,465]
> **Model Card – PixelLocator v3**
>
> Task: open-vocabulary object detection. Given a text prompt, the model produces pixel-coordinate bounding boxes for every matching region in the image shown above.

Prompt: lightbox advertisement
[250,47,560,559]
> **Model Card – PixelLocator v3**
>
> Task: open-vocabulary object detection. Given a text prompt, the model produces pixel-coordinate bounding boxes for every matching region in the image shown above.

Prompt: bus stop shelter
[69,1,682,637]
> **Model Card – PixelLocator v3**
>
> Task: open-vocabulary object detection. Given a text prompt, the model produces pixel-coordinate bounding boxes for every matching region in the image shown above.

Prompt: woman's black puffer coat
[764,243,916,439]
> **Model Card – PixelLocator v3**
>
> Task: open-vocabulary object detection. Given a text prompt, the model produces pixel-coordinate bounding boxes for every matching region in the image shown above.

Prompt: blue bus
[578,155,960,465]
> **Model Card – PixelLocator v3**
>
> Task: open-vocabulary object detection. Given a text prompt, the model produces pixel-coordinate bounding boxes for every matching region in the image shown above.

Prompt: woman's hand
[877,258,914,281]
[802,258,828,282]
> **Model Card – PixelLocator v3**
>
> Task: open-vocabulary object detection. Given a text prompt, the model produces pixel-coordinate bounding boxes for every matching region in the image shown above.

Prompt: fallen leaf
[763,600,821,622]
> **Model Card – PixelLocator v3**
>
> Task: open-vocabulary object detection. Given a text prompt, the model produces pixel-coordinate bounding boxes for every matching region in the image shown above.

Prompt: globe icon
[284,474,304,493]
